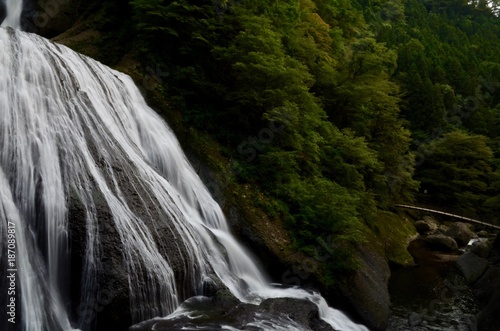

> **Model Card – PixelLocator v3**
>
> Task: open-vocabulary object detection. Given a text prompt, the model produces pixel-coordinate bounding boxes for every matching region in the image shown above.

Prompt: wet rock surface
[456,252,489,285]
[414,219,437,235]
[444,222,478,247]
[388,213,500,330]
[470,239,492,258]
[421,234,459,252]
[129,295,336,331]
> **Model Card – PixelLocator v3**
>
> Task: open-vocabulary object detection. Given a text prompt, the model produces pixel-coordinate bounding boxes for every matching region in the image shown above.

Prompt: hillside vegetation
[48,0,500,279]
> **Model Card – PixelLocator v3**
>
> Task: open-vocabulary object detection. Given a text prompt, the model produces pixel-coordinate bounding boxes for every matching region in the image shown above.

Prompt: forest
[62,0,500,279]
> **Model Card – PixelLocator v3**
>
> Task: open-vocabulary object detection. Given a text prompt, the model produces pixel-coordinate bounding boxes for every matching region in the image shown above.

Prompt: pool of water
[387,262,477,330]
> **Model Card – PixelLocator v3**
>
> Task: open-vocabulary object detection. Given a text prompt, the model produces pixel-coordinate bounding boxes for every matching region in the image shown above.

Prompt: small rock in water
[408,312,423,327]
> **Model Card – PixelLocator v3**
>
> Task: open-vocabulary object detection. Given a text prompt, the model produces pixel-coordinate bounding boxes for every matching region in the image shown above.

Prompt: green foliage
[125,0,500,272]
[278,176,365,272]
[416,130,494,214]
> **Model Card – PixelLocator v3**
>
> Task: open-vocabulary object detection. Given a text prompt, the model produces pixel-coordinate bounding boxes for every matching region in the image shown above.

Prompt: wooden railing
[395,204,500,231]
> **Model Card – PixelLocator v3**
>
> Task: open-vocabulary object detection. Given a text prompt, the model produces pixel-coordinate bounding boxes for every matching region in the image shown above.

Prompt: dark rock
[421,234,459,252]
[470,239,492,259]
[435,224,449,234]
[68,186,133,331]
[201,274,224,298]
[0,1,5,25]
[211,287,241,312]
[408,312,423,327]
[472,266,500,308]
[477,290,500,331]
[339,246,390,331]
[493,235,500,251]
[415,220,437,235]
[129,296,335,331]
[66,144,218,330]
[477,230,489,238]
[422,215,440,226]
[456,252,489,285]
[32,0,81,38]
[408,238,462,270]
[445,222,478,247]
[259,298,333,330]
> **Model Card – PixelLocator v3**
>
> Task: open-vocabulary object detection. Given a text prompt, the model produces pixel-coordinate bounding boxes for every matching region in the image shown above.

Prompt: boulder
[259,298,335,331]
[415,220,437,235]
[408,238,461,267]
[456,252,489,285]
[422,215,440,226]
[444,222,478,247]
[421,234,459,252]
[470,239,492,258]
[473,266,500,307]
[493,235,500,251]
[414,216,440,235]
[477,290,500,331]
[434,224,449,235]
[477,230,489,238]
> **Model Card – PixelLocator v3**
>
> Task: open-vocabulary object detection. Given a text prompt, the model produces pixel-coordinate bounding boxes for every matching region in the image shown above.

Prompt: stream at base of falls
[387,256,477,331]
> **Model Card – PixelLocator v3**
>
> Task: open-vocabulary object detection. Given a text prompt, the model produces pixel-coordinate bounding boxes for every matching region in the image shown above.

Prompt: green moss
[365,211,417,267]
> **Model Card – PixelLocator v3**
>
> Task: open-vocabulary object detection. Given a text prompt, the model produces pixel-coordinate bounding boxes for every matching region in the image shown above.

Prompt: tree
[416,130,493,214]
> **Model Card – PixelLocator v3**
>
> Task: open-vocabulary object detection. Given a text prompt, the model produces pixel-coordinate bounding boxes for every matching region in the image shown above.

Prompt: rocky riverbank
[390,214,499,330]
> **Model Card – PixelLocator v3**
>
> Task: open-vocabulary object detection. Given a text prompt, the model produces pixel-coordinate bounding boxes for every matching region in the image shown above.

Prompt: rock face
[67,189,133,331]
[31,0,81,37]
[67,176,202,330]
[444,222,477,247]
[339,246,391,331]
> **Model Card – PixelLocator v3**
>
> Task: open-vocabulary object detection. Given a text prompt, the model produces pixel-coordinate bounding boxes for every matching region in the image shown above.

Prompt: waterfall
[1,0,23,30]
[0,7,368,331]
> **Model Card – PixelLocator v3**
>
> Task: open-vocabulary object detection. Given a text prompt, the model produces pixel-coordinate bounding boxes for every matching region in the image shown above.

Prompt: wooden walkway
[395,204,500,231]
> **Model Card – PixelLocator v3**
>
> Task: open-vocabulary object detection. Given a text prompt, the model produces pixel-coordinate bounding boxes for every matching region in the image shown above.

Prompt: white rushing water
[0,2,368,330]
[1,0,23,30]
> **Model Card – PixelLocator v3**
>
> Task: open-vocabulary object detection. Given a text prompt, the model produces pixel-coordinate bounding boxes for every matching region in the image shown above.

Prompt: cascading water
[0,3,368,331]
[0,0,22,30]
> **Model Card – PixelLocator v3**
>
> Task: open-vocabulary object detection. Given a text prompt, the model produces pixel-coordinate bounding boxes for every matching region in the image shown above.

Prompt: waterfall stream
[0,3,368,331]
